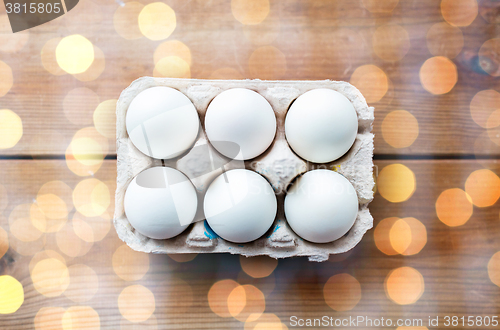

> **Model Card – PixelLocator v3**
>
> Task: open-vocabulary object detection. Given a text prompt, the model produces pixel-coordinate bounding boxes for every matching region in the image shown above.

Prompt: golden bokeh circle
[36,180,72,221]
[389,219,412,254]
[426,22,464,59]
[323,273,362,311]
[0,61,13,97]
[0,14,29,53]
[56,35,95,74]
[248,46,287,80]
[381,110,419,148]
[0,226,8,259]
[167,253,197,263]
[56,223,93,258]
[118,285,155,323]
[0,275,24,314]
[29,250,66,275]
[419,56,457,95]
[34,307,65,329]
[0,109,23,149]
[94,99,117,139]
[372,24,410,62]
[113,244,150,281]
[64,264,99,303]
[114,1,144,40]
[41,38,66,76]
[478,38,500,77]
[470,89,500,129]
[465,169,500,207]
[231,0,270,25]
[375,217,427,255]
[62,306,100,329]
[436,188,473,226]
[350,64,388,103]
[385,267,425,305]
[66,127,109,176]
[398,218,427,256]
[227,285,246,317]
[488,251,500,287]
[73,211,111,243]
[73,178,110,217]
[154,40,191,66]
[441,0,478,27]
[374,217,400,255]
[244,313,286,330]
[138,2,176,41]
[377,164,416,203]
[240,256,278,278]
[228,284,265,322]
[153,56,191,78]
[31,258,70,297]
[63,88,99,127]
[361,0,399,13]
[9,204,43,242]
[208,279,240,318]
[73,45,105,82]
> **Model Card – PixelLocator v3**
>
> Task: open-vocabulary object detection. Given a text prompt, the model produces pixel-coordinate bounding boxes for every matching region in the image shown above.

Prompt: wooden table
[1,0,500,329]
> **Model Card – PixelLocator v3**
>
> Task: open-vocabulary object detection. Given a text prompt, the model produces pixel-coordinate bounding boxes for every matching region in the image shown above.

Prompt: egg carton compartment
[114,77,374,262]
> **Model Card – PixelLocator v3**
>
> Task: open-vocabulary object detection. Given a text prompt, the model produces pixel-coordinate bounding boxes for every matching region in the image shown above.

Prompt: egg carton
[114,77,374,262]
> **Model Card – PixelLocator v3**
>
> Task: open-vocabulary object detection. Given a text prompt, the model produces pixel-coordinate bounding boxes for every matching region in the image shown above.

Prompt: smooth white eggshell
[124,167,198,240]
[126,86,199,159]
[205,88,276,160]
[204,169,277,243]
[285,88,358,163]
[284,169,358,243]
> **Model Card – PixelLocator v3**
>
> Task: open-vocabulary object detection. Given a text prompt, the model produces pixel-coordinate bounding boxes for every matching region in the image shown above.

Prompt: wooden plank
[0,0,499,156]
[0,159,499,328]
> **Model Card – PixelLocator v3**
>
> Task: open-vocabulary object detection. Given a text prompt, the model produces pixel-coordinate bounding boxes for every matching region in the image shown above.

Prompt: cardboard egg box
[114,77,374,262]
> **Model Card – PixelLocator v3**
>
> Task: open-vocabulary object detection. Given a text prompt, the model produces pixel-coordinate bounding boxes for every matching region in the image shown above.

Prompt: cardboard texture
[114,77,374,262]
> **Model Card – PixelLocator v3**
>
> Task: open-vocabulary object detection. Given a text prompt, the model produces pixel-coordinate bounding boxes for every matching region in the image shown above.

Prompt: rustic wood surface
[1,0,500,329]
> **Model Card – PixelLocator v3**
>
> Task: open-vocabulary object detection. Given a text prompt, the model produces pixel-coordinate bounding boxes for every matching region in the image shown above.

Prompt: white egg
[205,88,276,160]
[124,167,198,240]
[284,169,358,243]
[126,86,199,159]
[285,88,358,163]
[204,169,277,243]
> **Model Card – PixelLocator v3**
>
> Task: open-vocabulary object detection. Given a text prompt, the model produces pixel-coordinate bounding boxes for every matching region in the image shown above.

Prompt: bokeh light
[488,251,500,287]
[478,38,500,77]
[66,127,108,176]
[41,38,66,76]
[167,253,197,262]
[73,211,111,243]
[31,257,70,297]
[386,217,427,255]
[94,99,117,139]
[323,273,361,311]
[0,109,23,149]
[228,284,265,322]
[0,61,13,97]
[114,2,144,40]
[64,264,99,303]
[36,181,72,226]
[34,307,65,330]
[113,244,150,281]
[56,222,93,258]
[8,231,45,256]
[153,56,191,78]
[377,164,416,203]
[426,22,464,59]
[372,24,410,62]
[208,279,240,318]
[385,267,425,305]
[350,64,388,103]
[56,35,95,74]
[0,14,29,53]
[470,89,500,129]
[0,275,24,314]
[389,219,412,254]
[231,0,270,25]
[381,110,419,148]
[465,169,500,207]
[73,178,109,218]
[419,56,457,95]
[240,256,278,278]
[0,226,8,259]
[237,271,276,298]
[63,88,99,126]
[441,0,478,27]
[73,46,105,82]
[154,40,191,66]
[9,204,43,242]
[398,218,427,256]
[374,217,401,255]
[29,250,65,274]
[242,15,280,46]
[244,313,286,330]
[436,188,473,226]
[138,2,176,41]
[62,306,100,329]
[118,285,155,323]
[210,68,244,79]
[361,0,399,13]
[248,46,287,80]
